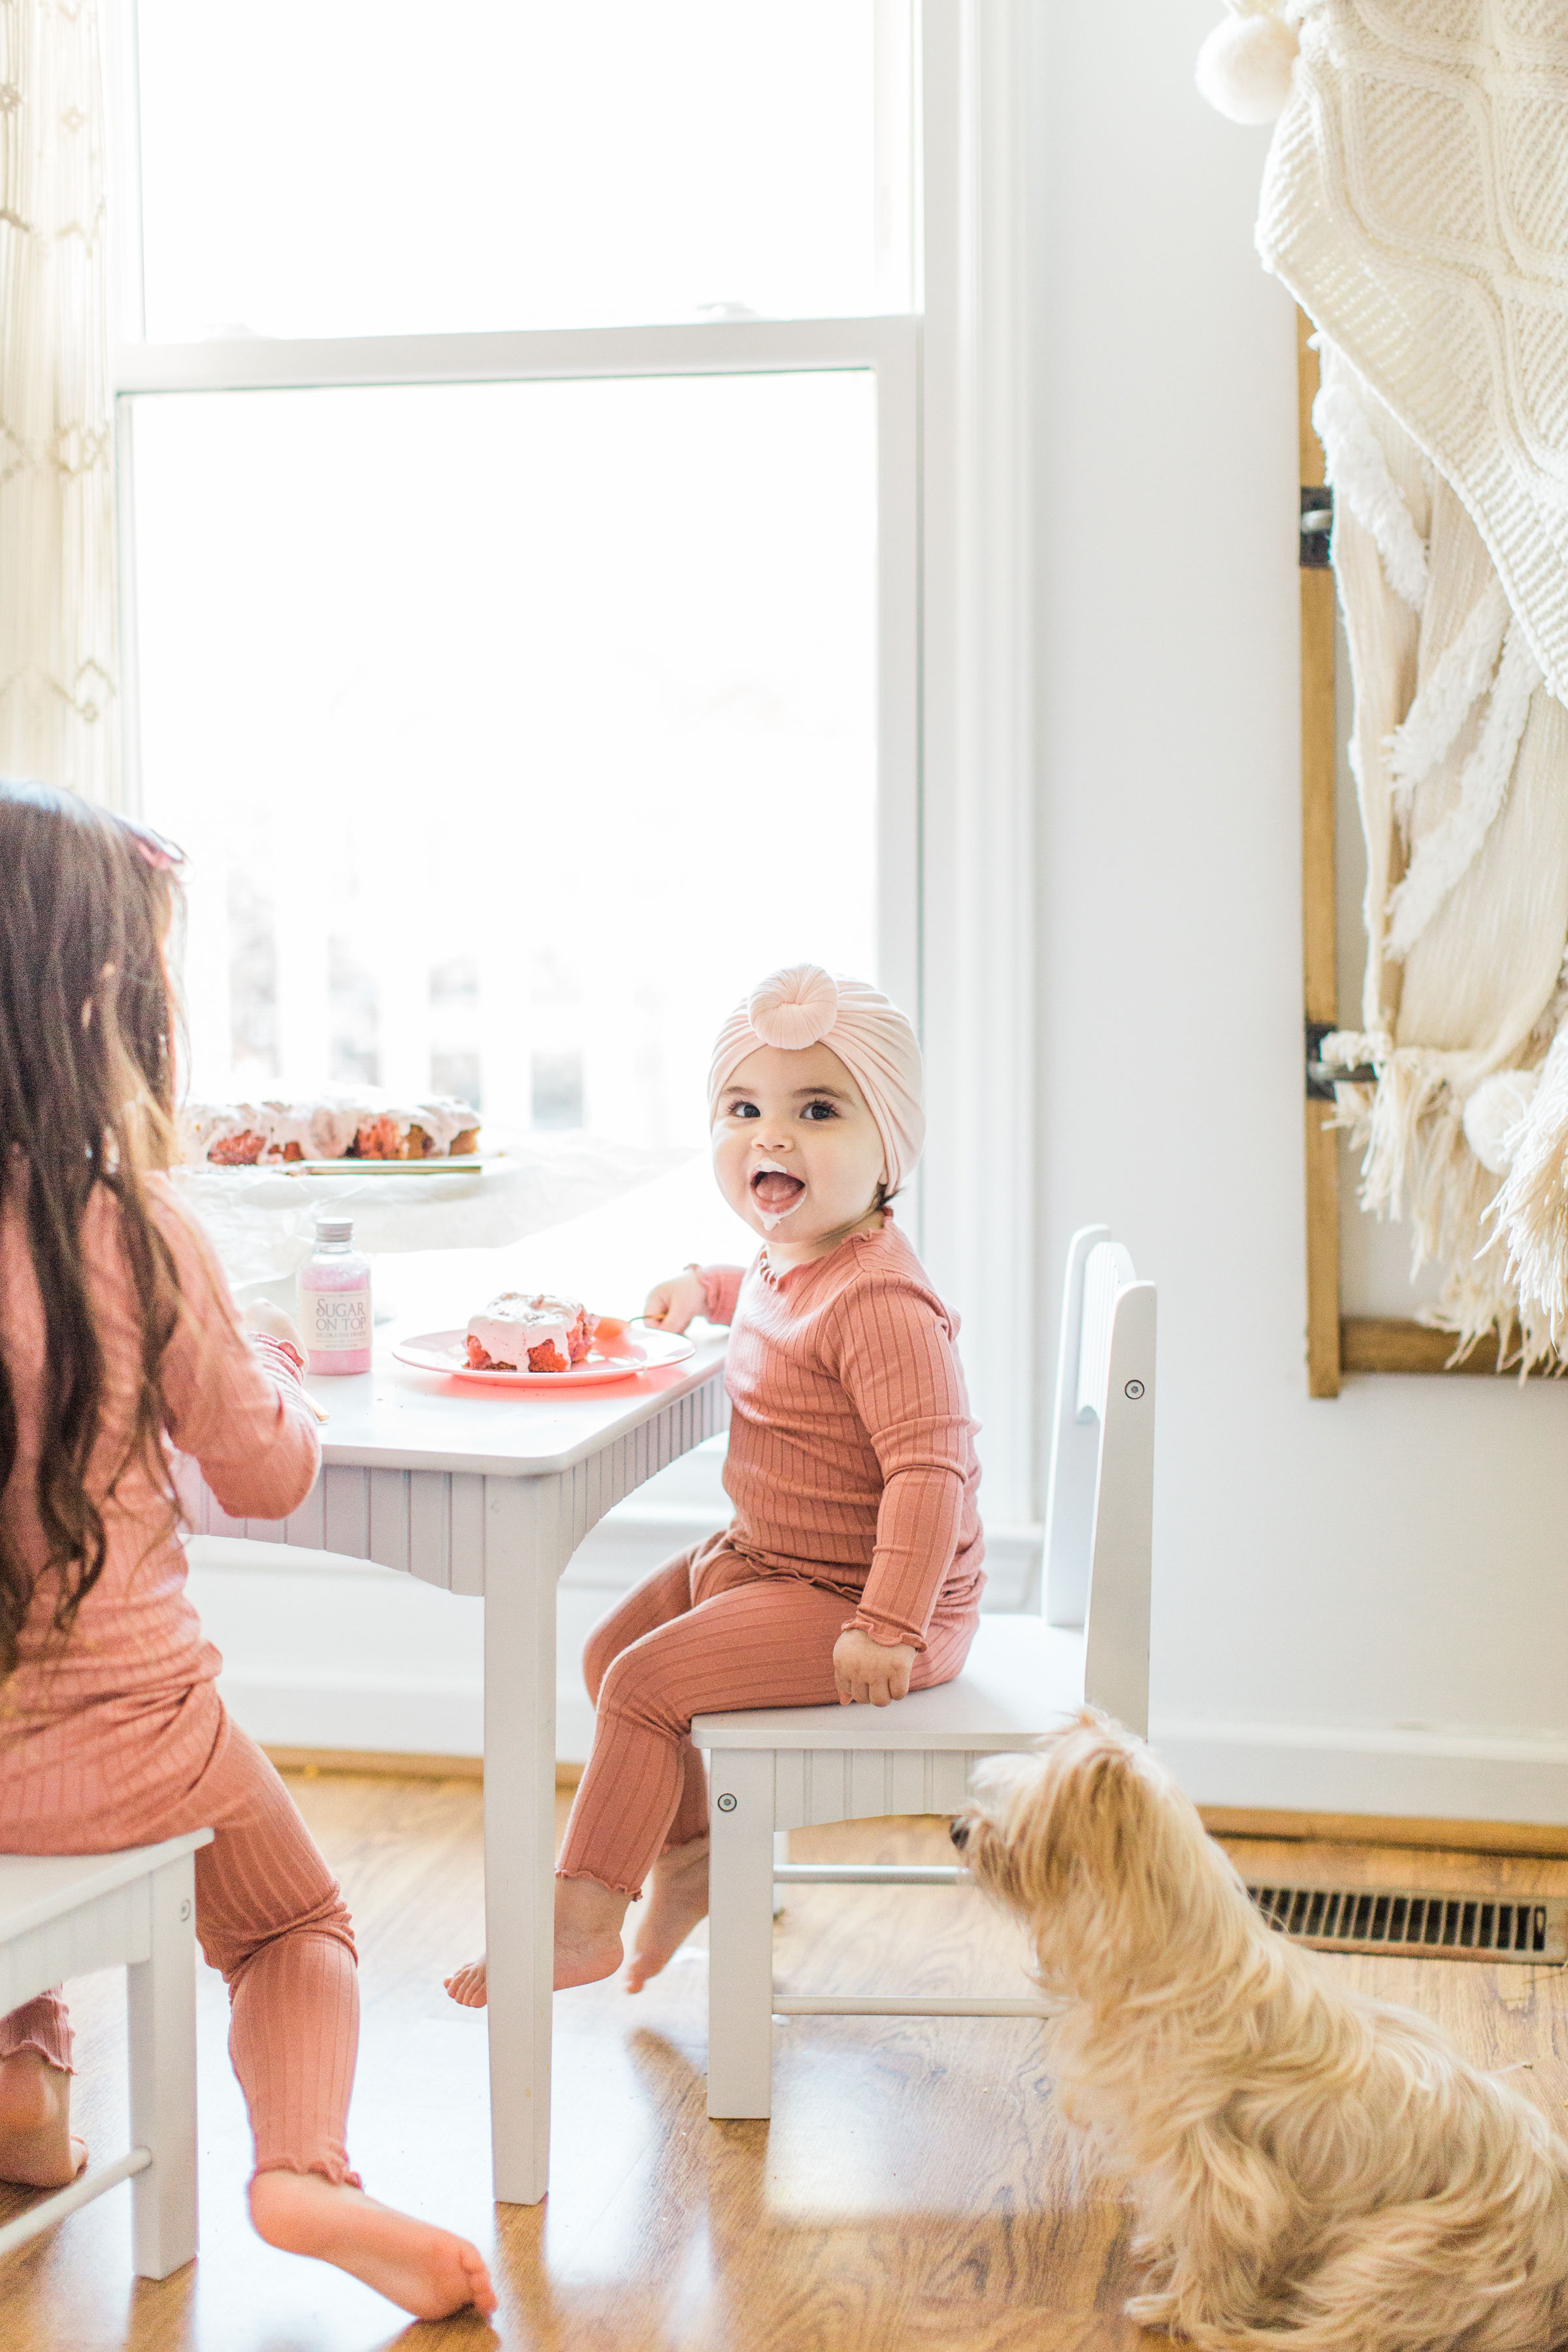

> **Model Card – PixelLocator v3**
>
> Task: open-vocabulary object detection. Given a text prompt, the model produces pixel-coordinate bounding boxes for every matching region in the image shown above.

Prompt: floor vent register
[1247,1882,1568,1967]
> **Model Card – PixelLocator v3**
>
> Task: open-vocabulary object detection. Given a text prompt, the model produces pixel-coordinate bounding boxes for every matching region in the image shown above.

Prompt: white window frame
[915,2,1037,1537]
[105,0,1040,1533]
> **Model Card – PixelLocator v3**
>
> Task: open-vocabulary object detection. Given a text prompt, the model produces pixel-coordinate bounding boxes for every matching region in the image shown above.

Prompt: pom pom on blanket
[1196,6,1299,125]
[1462,1069,1539,1177]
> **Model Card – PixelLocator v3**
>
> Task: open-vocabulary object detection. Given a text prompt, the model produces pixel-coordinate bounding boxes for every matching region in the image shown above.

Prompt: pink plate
[392,1325,696,1388]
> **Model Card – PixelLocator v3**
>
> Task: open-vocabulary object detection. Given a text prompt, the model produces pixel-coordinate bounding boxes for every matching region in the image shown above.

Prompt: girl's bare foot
[625,1835,710,1993]
[0,2050,87,2189]
[248,2171,496,2320]
[444,1874,630,2006]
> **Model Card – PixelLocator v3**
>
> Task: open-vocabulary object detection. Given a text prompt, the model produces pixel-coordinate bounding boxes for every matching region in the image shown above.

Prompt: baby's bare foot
[248,2170,496,2319]
[444,1957,489,2008]
[444,1874,629,2004]
[555,1874,627,1988]
[0,2050,87,2189]
[626,1835,710,1994]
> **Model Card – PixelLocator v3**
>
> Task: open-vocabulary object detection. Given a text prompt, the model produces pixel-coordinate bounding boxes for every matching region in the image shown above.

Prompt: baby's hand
[833,1629,917,1707]
[643,1269,707,1333]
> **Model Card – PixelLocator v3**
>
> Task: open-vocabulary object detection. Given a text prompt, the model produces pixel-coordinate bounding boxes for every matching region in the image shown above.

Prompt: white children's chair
[692,1225,1154,2120]
[0,1830,212,2272]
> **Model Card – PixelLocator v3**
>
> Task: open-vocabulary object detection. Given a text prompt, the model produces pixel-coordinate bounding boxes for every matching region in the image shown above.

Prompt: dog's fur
[955,1712,1568,2351]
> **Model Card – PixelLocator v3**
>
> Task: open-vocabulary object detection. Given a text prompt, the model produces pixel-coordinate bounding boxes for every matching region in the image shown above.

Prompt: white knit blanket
[1309,341,1568,1352]
[1258,0,1568,709]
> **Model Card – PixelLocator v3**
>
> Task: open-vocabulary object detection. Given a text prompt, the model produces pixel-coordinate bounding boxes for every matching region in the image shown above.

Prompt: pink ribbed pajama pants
[0,1714,360,2185]
[557,1533,981,1897]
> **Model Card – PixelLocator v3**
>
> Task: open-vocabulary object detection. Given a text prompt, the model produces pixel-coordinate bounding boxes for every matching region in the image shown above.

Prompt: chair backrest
[1036,1224,1155,1737]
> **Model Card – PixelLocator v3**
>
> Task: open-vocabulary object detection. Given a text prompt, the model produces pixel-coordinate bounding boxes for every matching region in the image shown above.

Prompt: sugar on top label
[298,1216,372,1373]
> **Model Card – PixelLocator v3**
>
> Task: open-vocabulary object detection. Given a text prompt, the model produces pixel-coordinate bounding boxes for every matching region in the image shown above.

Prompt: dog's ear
[966,1715,1143,1903]
[1068,1733,1172,1884]
[965,1714,1194,1912]
[1031,1716,1190,1901]
[971,1716,1235,1992]
[1059,1720,1234,1968]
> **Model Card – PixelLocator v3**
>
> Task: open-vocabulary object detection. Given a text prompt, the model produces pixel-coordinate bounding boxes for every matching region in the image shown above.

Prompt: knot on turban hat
[708,963,925,1195]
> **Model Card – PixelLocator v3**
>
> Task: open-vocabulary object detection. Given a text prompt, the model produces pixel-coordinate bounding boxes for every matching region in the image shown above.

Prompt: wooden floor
[4,1782,1568,2352]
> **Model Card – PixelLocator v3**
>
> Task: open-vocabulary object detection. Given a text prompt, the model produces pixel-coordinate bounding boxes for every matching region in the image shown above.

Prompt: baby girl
[446,962,984,2002]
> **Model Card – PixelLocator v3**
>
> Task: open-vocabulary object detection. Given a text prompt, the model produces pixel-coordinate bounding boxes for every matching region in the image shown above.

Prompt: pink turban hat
[707,964,925,1194]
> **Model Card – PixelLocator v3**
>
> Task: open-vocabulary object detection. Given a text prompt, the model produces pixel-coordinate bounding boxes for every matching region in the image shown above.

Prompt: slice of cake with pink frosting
[465,1293,597,1373]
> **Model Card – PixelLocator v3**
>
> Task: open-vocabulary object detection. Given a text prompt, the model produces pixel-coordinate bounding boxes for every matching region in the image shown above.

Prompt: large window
[134,2,898,340]
[114,3,919,1149]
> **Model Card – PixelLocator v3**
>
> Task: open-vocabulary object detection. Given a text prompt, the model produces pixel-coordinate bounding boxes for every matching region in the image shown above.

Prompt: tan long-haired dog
[954,1711,1568,2351]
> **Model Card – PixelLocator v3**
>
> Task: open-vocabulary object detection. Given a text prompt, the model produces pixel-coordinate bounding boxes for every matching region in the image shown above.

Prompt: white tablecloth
[174,1128,699,1299]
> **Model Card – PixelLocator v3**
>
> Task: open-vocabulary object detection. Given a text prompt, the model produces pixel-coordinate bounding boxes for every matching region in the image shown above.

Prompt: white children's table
[176,1303,729,2206]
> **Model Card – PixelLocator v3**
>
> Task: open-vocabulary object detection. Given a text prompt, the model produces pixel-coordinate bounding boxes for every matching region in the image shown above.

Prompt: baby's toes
[444,1961,488,2008]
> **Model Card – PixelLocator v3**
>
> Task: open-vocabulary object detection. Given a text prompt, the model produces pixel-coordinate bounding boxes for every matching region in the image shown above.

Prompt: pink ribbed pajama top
[557,1214,984,1895]
[0,1175,361,2186]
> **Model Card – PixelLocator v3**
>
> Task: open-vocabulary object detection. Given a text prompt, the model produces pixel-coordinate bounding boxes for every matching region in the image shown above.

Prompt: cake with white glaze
[180,1087,480,1167]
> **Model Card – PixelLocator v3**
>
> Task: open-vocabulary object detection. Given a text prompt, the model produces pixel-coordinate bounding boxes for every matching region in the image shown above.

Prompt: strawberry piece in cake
[354,1113,407,1160]
[353,1099,482,1159]
[529,1294,596,1362]
[208,1130,267,1166]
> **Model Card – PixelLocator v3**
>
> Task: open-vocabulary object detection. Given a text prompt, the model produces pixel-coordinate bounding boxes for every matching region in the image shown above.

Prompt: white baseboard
[216,1668,596,1765]
[216,1666,484,1756]
[189,1510,1568,1821]
[218,1680,1568,1827]
[1152,1718,1568,1829]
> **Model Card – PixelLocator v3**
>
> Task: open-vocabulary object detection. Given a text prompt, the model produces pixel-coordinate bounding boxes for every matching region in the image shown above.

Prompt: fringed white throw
[0,0,117,800]
[1308,346,1568,1357]
[1198,0,1568,1360]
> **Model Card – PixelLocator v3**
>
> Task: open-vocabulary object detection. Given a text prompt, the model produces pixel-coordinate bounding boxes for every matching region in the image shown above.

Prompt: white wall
[1035,0,1568,1821]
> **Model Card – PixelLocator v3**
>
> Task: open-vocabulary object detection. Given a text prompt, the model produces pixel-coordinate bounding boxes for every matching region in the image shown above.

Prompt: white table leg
[482,1478,561,2204]
[126,1853,200,2278]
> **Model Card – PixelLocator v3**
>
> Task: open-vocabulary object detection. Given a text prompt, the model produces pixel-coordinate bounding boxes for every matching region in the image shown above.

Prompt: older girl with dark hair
[0,783,493,2322]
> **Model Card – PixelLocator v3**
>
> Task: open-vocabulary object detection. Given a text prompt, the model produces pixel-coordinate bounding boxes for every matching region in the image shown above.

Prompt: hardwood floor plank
[5,1789,1563,2351]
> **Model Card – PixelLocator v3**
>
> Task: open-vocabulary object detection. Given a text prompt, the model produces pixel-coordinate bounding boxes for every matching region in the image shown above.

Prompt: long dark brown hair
[0,781,186,1682]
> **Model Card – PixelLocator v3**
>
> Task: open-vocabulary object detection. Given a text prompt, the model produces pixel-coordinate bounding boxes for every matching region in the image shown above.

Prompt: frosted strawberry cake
[465,1294,598,1374]
[180,1088,480,1168]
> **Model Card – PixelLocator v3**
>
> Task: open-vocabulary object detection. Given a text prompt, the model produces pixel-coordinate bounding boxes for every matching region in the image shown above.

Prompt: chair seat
[0,1833,213,1942]
[692,1613,1086,1753]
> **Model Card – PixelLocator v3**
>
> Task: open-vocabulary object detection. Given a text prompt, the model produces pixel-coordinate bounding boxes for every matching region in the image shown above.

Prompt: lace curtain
[0,0,117,802]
